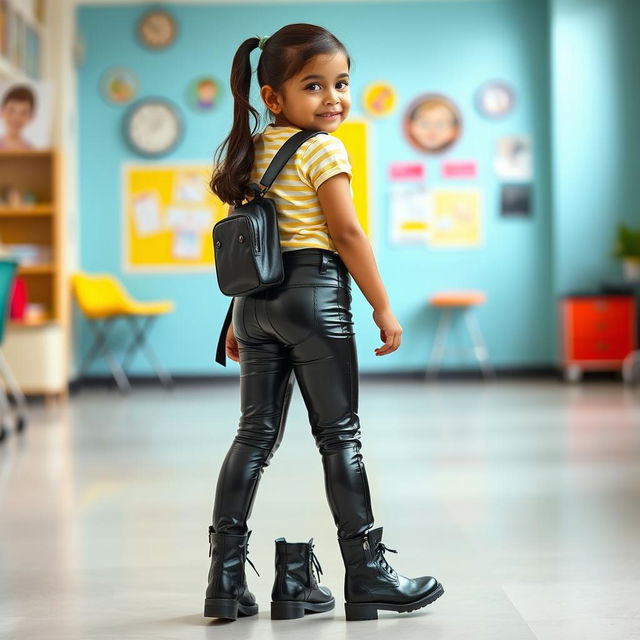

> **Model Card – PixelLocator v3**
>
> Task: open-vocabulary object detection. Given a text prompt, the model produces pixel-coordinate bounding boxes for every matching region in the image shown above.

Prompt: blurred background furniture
[427,290,494,380]
[602,281,640,384]
[559,294,636,382]
[0,258,28,443]
[71,272,175,393]
[0,148,69,404]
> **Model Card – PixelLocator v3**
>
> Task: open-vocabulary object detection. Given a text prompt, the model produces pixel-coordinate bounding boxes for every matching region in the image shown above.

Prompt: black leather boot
[270,537,335,619]
[338,527,444,621]
[204,526,260,620]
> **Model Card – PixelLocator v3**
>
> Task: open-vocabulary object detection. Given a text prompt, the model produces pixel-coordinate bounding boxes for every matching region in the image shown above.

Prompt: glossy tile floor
[1,378,639,639]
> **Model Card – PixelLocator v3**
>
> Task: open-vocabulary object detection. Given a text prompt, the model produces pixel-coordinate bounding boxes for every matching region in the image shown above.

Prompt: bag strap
[215,296,235,367]
[216,130,327,367]
[246,129,328,198]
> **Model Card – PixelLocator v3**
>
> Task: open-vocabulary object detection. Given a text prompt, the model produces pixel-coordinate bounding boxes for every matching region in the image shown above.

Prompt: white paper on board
[132,191,162,236]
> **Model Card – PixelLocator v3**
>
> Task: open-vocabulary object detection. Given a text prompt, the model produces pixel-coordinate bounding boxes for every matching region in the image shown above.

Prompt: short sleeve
[301,135,352,191]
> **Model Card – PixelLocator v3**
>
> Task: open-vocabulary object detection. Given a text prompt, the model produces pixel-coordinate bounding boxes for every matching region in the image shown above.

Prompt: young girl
[205,23,444,622]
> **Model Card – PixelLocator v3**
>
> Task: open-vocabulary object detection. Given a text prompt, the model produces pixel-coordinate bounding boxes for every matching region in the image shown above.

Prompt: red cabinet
[560,295,636,380]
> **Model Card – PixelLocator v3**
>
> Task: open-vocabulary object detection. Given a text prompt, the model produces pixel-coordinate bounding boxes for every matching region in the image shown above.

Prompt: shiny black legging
[211,248,375,540]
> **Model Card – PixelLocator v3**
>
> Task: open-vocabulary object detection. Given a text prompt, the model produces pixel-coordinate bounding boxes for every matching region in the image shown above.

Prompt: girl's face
[261,51,351,131]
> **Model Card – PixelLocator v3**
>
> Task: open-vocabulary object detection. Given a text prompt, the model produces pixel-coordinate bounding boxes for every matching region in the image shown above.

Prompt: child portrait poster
[0,79,53,149]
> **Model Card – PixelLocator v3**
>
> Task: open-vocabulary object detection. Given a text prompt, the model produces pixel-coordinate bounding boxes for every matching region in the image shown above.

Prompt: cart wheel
[16,414,27,432]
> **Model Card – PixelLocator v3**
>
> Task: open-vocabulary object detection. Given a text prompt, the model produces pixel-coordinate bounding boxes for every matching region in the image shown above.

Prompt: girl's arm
[318,173,389,312]
[317,173,402,355]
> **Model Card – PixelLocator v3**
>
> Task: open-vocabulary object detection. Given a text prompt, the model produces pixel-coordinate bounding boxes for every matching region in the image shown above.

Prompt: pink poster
[389,162,425,181]
[441,160,477,179]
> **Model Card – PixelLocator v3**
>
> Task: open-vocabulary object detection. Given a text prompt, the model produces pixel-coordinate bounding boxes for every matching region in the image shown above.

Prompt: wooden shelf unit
[0,148,68,400]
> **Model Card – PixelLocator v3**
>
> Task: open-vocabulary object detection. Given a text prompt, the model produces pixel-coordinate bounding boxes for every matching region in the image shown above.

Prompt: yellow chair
[71,272,175,393]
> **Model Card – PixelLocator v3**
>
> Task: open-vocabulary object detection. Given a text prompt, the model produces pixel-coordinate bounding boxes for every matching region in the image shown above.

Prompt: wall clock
[475,80,515,119]
[137,9,177,50]
[123,98,183,157]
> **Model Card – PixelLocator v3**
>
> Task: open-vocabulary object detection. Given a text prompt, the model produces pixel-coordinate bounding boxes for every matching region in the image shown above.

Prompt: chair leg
[123,316,173,389]
[0,375,13,436]
[427,308,453,381]
[82,319,132,394]
[463,308,494,379]
[76,320,107,379]
[0,349,28,413]
[622,350,640,384]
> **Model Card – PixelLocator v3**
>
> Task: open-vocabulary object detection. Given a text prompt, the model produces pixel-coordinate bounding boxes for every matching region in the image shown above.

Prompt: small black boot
[270,537,335,619]
[204,526,260,620]
[338,526,444,621]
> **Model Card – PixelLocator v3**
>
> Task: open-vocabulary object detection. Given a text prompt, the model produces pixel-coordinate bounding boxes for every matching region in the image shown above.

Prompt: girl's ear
[260,84,283,114]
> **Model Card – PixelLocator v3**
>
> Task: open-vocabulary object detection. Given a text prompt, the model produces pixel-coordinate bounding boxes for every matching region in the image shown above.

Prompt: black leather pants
[211,248,375,540]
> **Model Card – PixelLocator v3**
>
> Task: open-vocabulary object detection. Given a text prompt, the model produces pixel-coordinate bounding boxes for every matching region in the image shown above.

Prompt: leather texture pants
[211,248,375,540]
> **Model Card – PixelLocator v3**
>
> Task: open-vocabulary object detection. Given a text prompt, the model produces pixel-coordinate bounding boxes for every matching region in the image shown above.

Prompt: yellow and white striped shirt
[250,124,353,253]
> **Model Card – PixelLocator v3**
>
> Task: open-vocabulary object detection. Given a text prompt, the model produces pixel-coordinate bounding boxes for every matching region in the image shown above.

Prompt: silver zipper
[247,217,260,254]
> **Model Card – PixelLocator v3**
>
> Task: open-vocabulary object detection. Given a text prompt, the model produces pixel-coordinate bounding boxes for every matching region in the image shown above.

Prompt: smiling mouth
[317,112,342,117]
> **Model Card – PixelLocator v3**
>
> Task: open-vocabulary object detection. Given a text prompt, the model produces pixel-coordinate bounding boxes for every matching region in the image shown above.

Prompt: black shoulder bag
[213,128,327,366]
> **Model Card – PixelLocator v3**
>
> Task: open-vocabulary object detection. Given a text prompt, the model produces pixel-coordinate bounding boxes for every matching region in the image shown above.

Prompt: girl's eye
[305,81,349,91]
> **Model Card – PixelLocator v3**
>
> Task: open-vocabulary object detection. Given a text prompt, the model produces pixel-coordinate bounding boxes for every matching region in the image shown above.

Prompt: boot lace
[244,540,260,577]
[309,542,324,583]
[243,530,260,577]
[374,542,398,573]
[207,526,260,577]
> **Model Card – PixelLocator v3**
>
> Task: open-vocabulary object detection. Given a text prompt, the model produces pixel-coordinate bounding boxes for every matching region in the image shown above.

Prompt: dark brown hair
[209,23,350,206]
[2,85,36,112]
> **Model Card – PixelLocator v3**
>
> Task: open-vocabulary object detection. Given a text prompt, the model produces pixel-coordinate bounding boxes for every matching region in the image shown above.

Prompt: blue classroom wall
[73,0,633,376]
[551,0,640,294]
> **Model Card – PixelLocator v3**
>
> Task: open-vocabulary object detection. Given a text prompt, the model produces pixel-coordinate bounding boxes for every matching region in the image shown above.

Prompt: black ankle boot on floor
[270,537,335,619]
[338,526,444,621]
[204,527,260,620]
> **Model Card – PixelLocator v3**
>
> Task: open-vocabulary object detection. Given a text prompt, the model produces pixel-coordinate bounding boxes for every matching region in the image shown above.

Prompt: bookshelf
[0,147,68,401]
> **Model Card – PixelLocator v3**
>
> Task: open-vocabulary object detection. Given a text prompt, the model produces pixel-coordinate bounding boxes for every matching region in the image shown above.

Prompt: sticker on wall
[100,67,139,104]
[362,82,397,118]
[186,75,220,112]
[389,162,425,181]
[495,136,532,180]
[500,184,532,217]
[389,183,431,244]
[403,93,462,154]
[441,160,477,179]
[475,80,515,119]
[428,189,482,248]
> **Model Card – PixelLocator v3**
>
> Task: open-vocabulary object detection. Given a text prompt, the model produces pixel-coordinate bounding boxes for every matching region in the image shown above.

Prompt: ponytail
[209,37,262,206]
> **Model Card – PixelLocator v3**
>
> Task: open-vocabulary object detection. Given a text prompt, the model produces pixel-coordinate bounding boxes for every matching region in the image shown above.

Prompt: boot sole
[345,582,444,621]
[271,598,336,620]
[204,598,259,620]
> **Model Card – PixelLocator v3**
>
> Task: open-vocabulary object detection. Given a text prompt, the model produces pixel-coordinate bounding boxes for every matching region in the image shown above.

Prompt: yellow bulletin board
[332,119,370,236]
[122,164,227,272]
[122,121,370,271]
[430,189,482,247]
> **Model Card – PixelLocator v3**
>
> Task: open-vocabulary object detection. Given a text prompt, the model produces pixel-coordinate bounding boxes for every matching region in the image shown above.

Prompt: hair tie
[257,35,269,50]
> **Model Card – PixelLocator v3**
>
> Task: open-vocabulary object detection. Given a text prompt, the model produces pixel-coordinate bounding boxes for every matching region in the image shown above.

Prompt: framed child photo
[0,79,53,149]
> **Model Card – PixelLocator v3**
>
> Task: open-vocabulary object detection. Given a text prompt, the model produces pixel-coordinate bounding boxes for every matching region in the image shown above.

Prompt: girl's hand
[226,323,240,363]
[372,307,402,356]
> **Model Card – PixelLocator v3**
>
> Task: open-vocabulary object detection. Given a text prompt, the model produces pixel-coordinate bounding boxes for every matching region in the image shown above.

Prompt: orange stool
[427,290,494,379]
